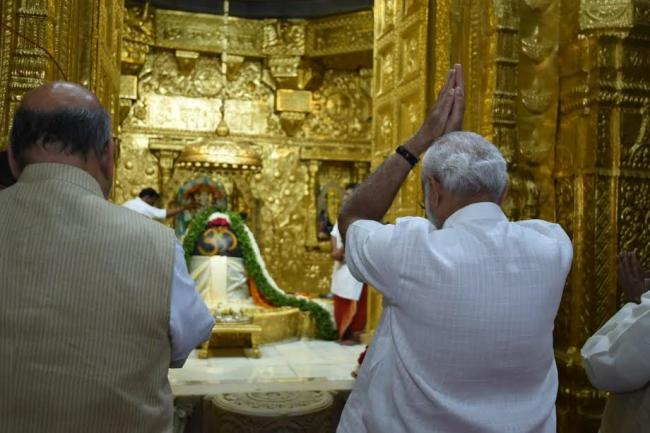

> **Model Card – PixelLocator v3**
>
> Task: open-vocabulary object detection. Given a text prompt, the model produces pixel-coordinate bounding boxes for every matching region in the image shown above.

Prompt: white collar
[442,202,506,229]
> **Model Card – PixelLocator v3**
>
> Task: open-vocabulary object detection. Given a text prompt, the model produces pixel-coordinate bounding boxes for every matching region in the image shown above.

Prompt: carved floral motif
[298,70,372,140]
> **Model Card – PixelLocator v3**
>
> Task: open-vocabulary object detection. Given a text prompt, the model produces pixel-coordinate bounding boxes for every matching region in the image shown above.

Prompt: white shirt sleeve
[516,220,573,272]
[331,223,343,246]
[153,206,167,220]
[169,241,215,367]
[145,203,167,220]
[345,219,400,302]
[581,291,650,393]
[123,198,168,220]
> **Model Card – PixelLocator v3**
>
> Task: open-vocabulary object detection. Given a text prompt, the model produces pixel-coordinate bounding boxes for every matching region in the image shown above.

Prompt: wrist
[404,131,430,157]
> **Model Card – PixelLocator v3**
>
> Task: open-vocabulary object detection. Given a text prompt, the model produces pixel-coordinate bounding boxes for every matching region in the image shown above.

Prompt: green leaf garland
[183,208,337,340]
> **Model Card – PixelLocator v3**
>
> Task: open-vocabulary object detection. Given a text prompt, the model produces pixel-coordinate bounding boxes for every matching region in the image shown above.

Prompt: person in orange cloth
[330,183,367,344]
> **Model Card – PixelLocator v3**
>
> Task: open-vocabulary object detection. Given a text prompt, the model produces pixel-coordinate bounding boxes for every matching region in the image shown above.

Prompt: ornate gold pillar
[554,1,650,431]
[305,160,321,249]
[1,0,50,148]
[0,0,122,150]
[149,141,184,205]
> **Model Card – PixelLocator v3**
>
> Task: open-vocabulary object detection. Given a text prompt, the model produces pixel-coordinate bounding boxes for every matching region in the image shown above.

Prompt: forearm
[331,248,345,261]
[166,206,185,218]
[338,136,426,240]
[338,64,464,240]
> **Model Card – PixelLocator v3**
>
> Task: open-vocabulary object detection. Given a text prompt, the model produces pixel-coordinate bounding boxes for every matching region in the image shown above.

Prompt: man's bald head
[10,81,112,168]
[21,81,102,112]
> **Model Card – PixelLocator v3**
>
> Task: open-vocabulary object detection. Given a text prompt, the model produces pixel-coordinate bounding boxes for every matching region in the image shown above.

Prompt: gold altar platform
[198,305,324,359]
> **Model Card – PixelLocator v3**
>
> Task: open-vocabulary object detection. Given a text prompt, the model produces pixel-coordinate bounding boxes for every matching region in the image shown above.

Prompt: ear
[7,145,22,179]
[427,175,441,208]
[497,181,509,205]
[99,138,115,169]
[97,138,115,198]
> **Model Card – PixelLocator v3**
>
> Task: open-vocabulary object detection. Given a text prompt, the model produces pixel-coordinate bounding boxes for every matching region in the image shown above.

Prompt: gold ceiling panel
[153,8,372,59]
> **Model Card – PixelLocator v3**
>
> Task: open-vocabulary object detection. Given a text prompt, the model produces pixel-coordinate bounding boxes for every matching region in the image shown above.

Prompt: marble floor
[169,339,366,396]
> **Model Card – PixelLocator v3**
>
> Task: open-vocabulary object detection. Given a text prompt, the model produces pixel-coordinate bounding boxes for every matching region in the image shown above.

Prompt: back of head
[9,81,112,169]
[139,187,159,199]
[421,131,508,202]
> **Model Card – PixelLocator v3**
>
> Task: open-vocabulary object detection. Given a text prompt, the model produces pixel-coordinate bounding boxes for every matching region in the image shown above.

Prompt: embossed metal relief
[580,0,634,30]
[116,6,372,294]
[122,4,154,67]
[152,7,371,59]
[297,69,372,141]
[306,11,373,56]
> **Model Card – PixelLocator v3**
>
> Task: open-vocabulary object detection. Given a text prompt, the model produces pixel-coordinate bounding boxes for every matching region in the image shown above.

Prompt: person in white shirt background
[335,64,573,433]
[123,187,189,220]
[581,252,650,433]
[330,182,368,344]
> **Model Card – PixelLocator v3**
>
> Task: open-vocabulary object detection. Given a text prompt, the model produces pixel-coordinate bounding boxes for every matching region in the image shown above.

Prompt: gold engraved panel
[580,0,634,30]
[276,89,311,112]
[397,87,423,143]
[145,95,222,131]
[122,5,154,67]
[375,42,396,98]
[116,7,372,295]
[397,20,425,85]
[306,11,373,56]
[375,0,396,40]
[298,69,372,141]
[263,20,306,56]
[401,0,424,20]
[374,102,396,156]
[155,10,263,56]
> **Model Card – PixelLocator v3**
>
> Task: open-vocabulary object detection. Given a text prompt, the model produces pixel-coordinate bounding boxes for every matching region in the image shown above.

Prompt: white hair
[421,131,508,202]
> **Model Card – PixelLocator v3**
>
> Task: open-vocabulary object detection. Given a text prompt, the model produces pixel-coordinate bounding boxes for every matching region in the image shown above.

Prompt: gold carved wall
[1,1,648,429]
[0,0,122,149]
[116,5,372,294]
[372,1,650,432]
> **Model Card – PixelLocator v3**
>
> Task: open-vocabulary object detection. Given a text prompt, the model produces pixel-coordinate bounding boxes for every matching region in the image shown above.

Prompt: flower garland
[183,207,338,340]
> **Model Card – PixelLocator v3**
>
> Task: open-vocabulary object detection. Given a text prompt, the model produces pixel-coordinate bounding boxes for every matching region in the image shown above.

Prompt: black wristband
[395,145,418,167]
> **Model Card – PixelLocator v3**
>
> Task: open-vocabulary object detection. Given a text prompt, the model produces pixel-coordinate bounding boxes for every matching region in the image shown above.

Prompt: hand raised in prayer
[617,252,649,303]
[409,64,464,156]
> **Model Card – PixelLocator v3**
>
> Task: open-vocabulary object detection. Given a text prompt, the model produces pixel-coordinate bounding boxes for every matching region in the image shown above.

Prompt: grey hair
[10,105,112,166]
[421,131,508,202]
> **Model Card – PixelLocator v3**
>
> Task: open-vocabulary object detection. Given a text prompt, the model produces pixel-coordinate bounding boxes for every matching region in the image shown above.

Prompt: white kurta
[330,223,364,301]
[337,203,573,433]
[581,289,650,433]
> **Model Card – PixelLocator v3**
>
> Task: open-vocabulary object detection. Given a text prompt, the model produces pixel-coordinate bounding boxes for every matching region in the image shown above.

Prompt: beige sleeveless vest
[0,163,176,433]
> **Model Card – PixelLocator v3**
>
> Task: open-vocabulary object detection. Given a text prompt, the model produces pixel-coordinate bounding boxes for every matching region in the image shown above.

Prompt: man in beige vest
[582,252,650,433]
[0,82,215,433]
